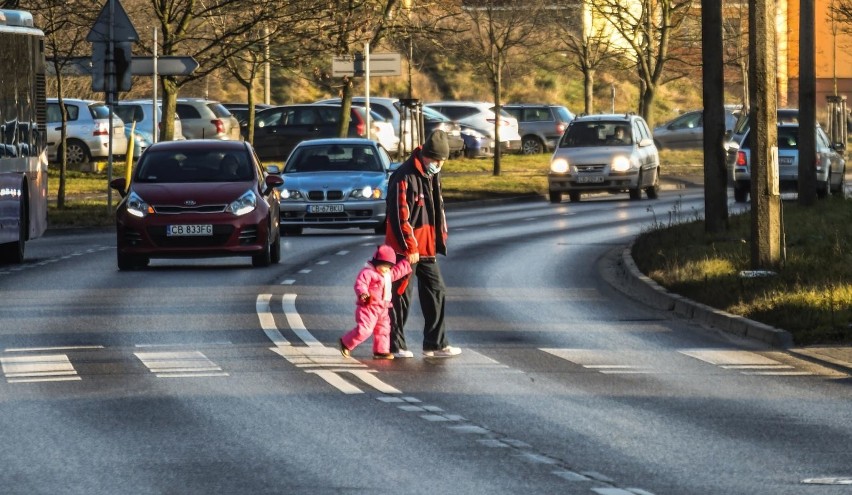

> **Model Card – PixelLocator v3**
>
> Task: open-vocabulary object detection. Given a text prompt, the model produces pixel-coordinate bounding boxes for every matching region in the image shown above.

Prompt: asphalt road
[1,187,851,494]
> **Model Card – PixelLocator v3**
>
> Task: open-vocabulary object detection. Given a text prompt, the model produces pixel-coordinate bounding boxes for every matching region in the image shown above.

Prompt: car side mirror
[263,174,284,195]
[833,142,846,152]
[639,138,654,147]
[109,178,127,198]
[265,164,281,174]
[388,161,402,172]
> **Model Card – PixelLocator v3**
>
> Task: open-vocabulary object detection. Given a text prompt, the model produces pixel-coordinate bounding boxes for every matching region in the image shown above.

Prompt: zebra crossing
[0,345,831,387]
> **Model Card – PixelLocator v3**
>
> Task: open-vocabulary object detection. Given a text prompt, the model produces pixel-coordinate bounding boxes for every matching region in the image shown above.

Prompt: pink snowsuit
[341,259,412,354]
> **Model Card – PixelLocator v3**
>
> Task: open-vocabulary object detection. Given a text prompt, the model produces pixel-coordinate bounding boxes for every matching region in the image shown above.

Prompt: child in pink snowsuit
[339,245,412,360]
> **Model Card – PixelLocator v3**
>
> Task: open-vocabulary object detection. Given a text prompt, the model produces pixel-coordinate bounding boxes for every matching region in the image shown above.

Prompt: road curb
[612,242,795,349]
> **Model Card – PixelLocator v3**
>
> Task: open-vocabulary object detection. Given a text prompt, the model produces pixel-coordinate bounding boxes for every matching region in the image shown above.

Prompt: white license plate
[167,224,213,236]
[577,175,605,183]
[779,157,794,165]
[308,204,344,213]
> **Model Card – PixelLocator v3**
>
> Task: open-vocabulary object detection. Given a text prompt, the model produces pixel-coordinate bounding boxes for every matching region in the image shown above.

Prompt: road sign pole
[365,42,371,141]
[153,27,158,143]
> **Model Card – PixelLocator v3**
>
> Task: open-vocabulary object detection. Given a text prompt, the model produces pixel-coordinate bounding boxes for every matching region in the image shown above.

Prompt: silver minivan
[114,101,185,158]
[46,98,128,166]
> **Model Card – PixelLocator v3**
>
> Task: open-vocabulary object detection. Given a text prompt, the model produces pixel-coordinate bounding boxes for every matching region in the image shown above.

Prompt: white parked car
[425,101,522,153]
[46,98,128,166]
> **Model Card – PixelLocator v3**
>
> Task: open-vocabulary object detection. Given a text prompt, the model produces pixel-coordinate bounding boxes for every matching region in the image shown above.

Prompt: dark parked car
[503,103,574,154]
[222,103,273,125]
[109,140,284,270]
[248,104,370,161]
[274,138,394,235]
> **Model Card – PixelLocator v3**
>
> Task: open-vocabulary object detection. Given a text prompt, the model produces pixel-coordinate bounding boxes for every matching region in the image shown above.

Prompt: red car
[109,140,284,270]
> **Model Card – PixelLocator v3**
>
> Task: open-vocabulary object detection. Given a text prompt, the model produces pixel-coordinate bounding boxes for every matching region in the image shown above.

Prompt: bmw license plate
[577,175,605,184]
[778,156,794,165]
[307,204,344,213]
[167,224,213,236]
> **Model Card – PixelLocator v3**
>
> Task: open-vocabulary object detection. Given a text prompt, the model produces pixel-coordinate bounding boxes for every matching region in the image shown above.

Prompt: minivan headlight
[551,158,570,174]
[611,156,633,172]
[226,189,257,216]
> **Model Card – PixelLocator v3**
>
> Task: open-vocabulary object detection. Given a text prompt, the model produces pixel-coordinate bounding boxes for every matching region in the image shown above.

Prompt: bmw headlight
[551,158,570,174]
[226,189,257,216]
[126,190,150,218]
[351,185,382,199]
[279,188,304,200]
[611,156,633,173]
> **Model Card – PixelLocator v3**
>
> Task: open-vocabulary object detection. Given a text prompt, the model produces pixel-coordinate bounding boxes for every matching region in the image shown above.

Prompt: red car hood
[130,181,254,204]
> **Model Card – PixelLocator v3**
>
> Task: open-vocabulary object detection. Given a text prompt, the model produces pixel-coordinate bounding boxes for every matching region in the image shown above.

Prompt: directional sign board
[87,0,139,42]
[130,57,199,76]
[332,52,401,77]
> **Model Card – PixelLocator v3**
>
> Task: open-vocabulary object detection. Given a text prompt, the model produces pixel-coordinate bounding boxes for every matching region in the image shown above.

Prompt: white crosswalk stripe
[679,349,814,375]
[0,353,81,383]
[134,350,228,378]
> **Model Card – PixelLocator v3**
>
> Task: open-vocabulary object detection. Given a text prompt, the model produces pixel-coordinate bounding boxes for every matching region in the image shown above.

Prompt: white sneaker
[423,346,461,357]
[393,349,415,358]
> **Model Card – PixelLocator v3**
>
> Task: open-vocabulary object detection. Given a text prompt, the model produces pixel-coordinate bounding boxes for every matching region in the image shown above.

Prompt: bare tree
[139,0,290,141]
[296,0,408,138]
[592,0,693,127]
[209,2,316,144]
[434,0,547,175]
[25,0,98,208]
[549,0,622,115]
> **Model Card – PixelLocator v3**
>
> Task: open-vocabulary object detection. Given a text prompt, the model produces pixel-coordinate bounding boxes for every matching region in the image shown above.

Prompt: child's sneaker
[339,338,350,358]
[373,352,395,360]
[392,349,414,358]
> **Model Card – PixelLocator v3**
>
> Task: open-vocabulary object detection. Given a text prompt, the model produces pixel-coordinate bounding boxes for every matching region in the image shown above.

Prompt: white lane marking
[5,345,104,352]
[280,279,295,285]
[541,348,660,374]
[256,294,290,347]
[307,370,363,394]
[336,250,349,255]
[550,470,590,481]
[134,351,228,378]
[347,369,401,394]
[317,260,329,265]
[680,349,813,375]
[269,345,362,368]
[298,269,311,274]
[1,354,81,383]
[282,294,322,347]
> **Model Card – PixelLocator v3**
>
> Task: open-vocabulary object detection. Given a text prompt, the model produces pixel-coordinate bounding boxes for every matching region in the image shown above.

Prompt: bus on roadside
[0,9,47,264]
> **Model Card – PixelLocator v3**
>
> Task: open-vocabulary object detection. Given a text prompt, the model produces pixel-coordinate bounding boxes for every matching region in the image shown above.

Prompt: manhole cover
[802,478,852,485]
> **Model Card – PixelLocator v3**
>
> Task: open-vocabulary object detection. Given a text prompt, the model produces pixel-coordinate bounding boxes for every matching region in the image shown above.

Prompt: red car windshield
[135,150,254,183]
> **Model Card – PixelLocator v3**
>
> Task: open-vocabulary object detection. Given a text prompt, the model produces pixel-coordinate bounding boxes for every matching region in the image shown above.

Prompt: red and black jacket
[384,148,447,259]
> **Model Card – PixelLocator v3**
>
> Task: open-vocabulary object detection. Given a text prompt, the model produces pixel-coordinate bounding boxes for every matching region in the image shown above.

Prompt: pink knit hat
[372,245,396,266]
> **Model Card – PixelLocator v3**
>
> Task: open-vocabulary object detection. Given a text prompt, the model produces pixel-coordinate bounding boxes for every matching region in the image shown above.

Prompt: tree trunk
[160,76,178,141]
[584,68,595,114]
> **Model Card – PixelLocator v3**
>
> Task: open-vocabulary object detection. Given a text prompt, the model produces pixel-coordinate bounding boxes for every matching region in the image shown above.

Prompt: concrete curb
[614,242,795,349]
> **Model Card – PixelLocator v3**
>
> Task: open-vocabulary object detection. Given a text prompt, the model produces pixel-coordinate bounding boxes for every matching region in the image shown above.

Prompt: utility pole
[701,0,728,233]
[748,0,782,268]
[799,0,818,205]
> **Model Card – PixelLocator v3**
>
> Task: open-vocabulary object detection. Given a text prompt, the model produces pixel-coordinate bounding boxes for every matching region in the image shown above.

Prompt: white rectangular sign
[332,52,401,77]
